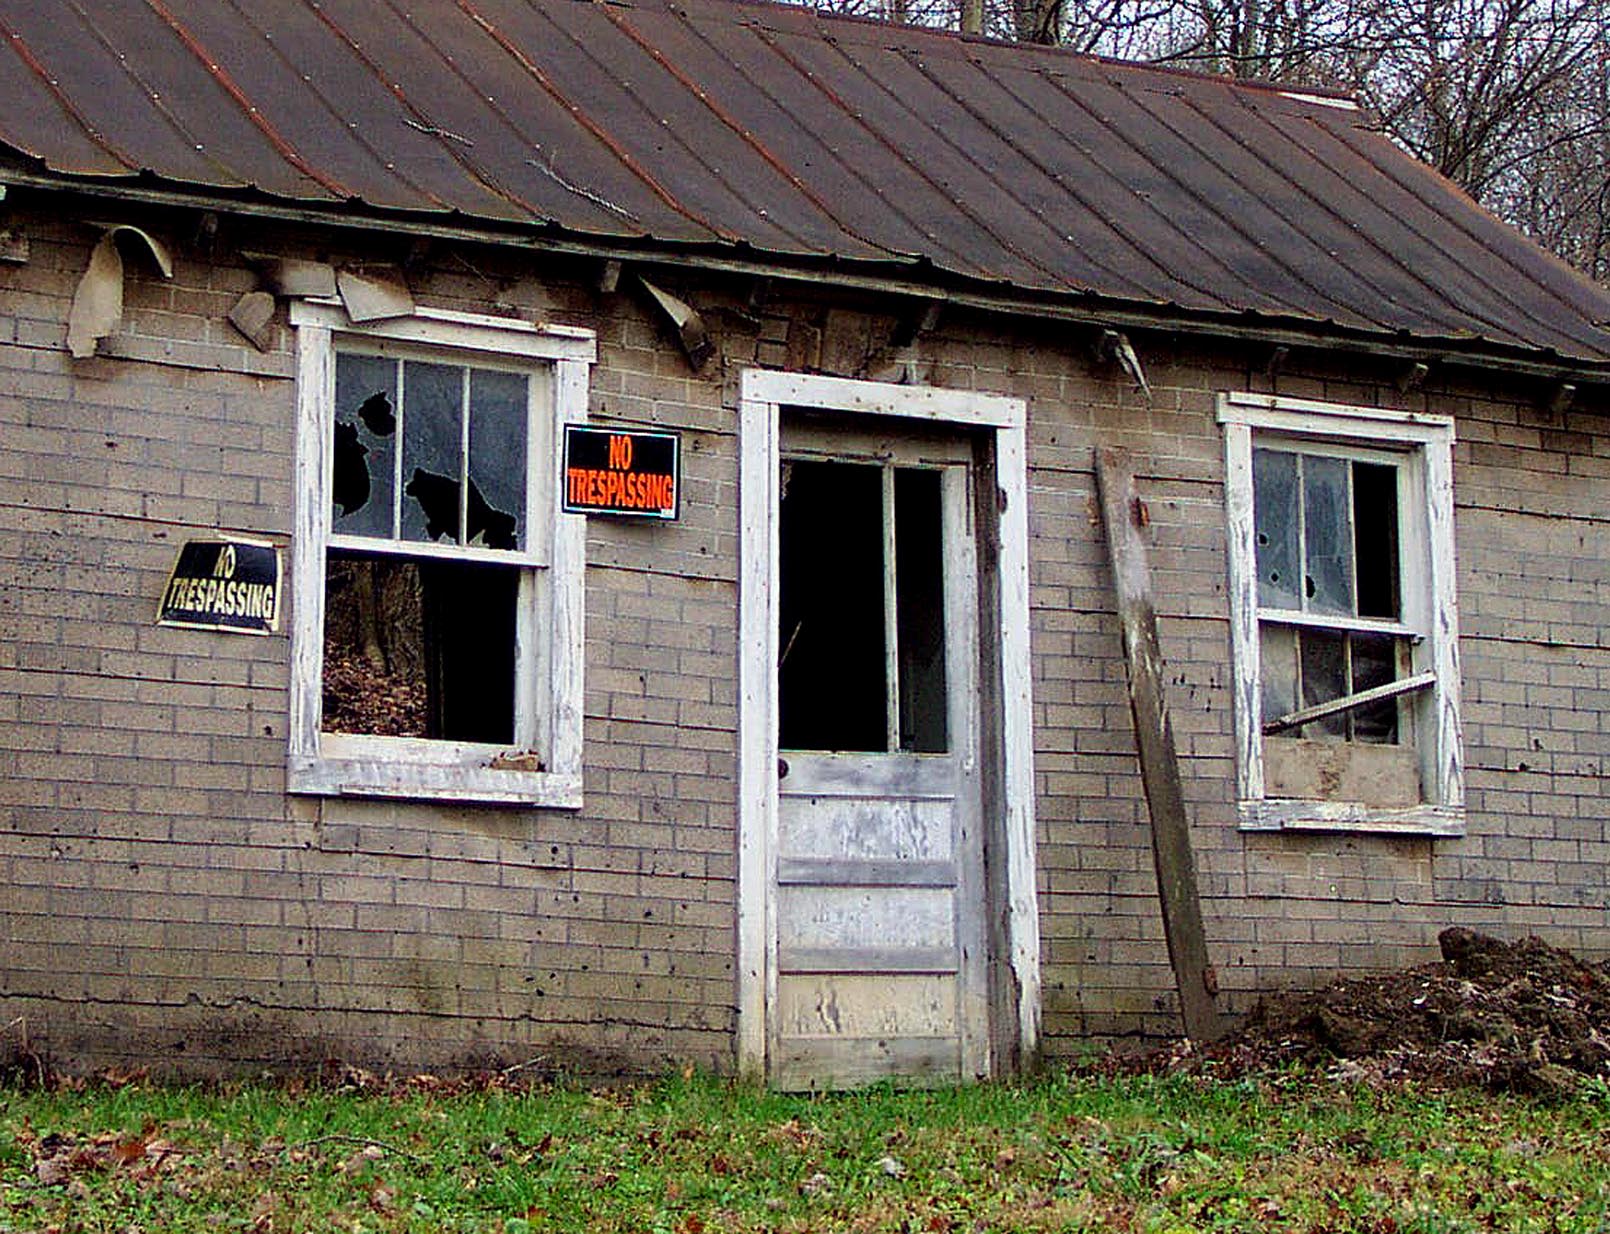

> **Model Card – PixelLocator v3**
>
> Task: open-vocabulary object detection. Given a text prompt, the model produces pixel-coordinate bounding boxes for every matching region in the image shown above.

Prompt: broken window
[1253,449,1405,744]
[288,302,593,806]
[322,551,517,744]
[1220,393,1464,833]
[778,459,948,753]
[323,351,527,744]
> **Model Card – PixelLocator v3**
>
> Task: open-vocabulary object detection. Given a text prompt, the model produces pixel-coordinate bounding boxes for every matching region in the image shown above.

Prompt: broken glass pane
[1350,632,1400,743]
[1253,448,1299,610]
[467,369,526,551]
[1353,461,1400,620]
[401,360,465,544]
[331,353,396,539]
[1302,455,1352,616]
[895,467,947,753]
[1299,628,1348,738]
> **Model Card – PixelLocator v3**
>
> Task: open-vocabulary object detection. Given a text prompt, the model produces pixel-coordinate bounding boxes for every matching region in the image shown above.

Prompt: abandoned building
[3,0,1610,1086]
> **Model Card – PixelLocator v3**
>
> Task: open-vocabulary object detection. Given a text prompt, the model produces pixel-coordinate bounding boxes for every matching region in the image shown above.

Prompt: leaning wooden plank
[1094,446,1223,1043]
[1262,669,1436,735]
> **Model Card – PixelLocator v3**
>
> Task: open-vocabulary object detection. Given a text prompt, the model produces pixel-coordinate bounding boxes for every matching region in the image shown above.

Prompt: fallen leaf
[114,1136,150,1165]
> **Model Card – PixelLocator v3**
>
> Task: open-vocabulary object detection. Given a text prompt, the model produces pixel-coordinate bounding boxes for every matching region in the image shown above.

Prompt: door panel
[778,885,957,950]
[777,975,958,1037]
[776,794,953,862]
[771,422,987,1088]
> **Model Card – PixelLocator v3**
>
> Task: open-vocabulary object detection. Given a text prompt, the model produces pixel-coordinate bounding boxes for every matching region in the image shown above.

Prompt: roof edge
[4,170,1603,388]
[700,0,1364,106]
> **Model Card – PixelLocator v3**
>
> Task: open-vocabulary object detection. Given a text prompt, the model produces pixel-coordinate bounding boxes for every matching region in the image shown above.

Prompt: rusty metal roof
[2,0,1608,369]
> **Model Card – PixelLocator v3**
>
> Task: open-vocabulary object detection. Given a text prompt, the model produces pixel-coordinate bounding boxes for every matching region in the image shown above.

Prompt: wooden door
[770,422,987,1088]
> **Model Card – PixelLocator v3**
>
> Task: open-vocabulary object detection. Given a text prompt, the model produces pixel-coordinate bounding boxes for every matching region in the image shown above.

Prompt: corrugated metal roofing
[2,0,1608,368]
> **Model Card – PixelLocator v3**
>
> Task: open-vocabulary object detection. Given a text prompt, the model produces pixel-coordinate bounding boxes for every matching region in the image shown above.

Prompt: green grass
[3,1069,1608,1232]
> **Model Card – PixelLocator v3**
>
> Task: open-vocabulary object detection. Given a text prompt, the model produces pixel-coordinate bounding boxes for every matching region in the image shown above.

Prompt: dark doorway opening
[778,459,948,753]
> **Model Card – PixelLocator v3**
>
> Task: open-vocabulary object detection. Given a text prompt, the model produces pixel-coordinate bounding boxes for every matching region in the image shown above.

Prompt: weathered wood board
[1094,446,1223,1043]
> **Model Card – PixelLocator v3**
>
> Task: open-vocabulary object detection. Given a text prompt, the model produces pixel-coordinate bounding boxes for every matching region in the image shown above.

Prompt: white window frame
[1219,392,1464,836]
[287,301,593,806]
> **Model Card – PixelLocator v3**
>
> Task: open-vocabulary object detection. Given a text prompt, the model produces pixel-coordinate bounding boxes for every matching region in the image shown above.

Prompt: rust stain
[0,13,136,172]
[142,0,352,199]
[458,0,731,240]
[597,0,893,257]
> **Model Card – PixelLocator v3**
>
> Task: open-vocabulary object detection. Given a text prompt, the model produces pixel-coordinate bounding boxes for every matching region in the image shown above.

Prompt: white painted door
[770,422,987,1089]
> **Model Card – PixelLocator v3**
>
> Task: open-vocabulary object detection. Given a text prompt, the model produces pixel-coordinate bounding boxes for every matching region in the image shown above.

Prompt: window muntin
[288,302,591,806]
[1219,393,1463,834]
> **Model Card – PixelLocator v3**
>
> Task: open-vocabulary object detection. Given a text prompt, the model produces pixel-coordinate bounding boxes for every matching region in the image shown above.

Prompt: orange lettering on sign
[566,460,674,513]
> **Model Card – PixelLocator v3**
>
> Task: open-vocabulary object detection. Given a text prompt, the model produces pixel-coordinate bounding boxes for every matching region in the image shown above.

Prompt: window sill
[289,741,582,807]
[1238,798,1464,837]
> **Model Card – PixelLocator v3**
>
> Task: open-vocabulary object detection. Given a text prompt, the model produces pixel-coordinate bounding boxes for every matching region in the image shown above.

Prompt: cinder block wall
[2,197,1607,1075]
[0,205,740,1075]
[993,315,1610,1051]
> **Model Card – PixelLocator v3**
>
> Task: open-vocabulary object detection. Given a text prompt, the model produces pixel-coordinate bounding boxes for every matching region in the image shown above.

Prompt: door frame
[736,368,1039,1082]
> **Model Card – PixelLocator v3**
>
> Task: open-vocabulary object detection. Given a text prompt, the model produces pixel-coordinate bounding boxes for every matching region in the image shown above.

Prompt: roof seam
[142,0,353,199]
[457,0,730,241]
[605,0,906,263]
[768,23,1078,292]
[0,10,138,175]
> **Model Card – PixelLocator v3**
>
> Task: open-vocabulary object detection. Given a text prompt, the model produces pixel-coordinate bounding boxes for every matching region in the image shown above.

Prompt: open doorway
[736,371,1040,1090]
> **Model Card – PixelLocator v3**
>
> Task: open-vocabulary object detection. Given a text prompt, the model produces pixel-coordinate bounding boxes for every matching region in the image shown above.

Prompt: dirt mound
[1177,930,1610,1094]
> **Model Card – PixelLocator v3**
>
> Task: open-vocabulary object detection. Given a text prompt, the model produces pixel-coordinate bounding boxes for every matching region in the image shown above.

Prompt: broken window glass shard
[404,468,462,542]
[1252,448,1299,610]
[331,421,370,517]
[468,369,526,552]
[1302,453,1352,616]
[332,353,396,536]
[357,390,395,436]
[401,360,464,543]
